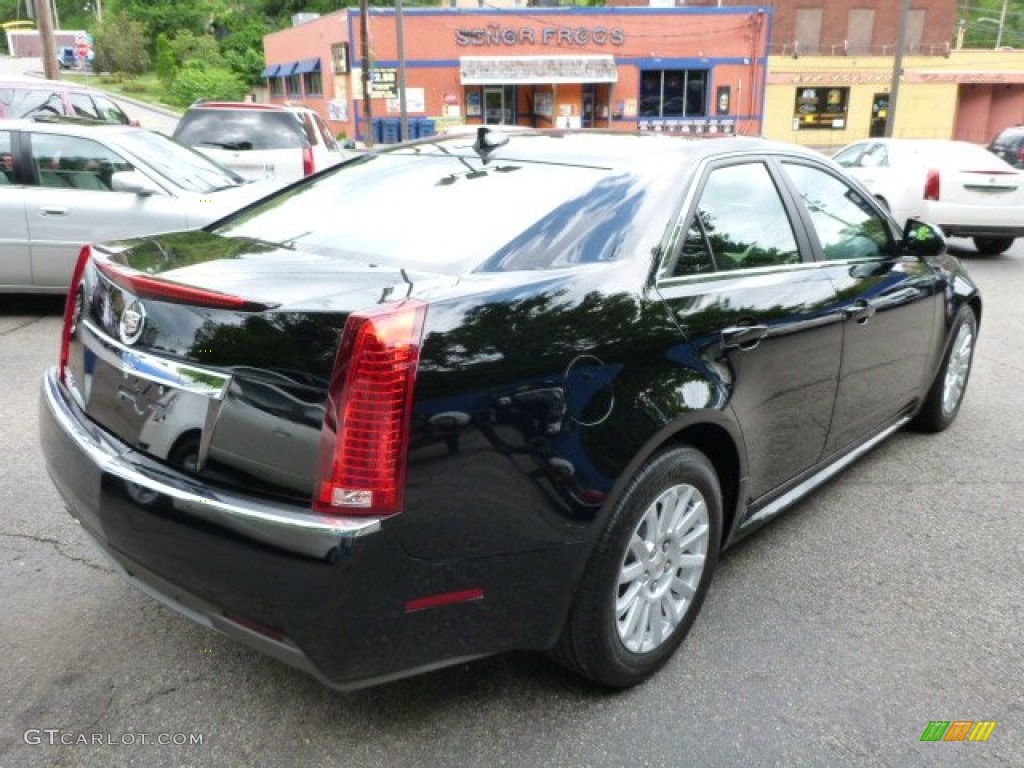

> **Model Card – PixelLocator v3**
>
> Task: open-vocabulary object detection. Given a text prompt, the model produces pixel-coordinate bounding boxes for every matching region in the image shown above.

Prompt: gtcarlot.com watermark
[24,729,204,747]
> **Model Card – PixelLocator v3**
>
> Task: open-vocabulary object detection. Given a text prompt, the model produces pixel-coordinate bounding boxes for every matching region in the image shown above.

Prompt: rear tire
[972,236,1014,255]
[911,306,977,433]
[555,446,721,688]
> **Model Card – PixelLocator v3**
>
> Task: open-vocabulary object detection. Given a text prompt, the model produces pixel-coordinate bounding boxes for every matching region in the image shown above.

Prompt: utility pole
[359,0,374,148]
[996,0,1009,49]
[396,0,408,142]
[884,0,910,138]
[35,0,60,80]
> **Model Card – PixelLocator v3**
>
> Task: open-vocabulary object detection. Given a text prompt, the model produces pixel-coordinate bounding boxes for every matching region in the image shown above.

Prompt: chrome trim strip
[744,416,911,527]
[44,368,381,557]
[81,319,231,399]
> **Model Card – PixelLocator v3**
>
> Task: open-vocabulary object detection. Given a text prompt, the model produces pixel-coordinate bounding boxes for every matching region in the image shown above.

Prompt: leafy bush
[167,62,247,107]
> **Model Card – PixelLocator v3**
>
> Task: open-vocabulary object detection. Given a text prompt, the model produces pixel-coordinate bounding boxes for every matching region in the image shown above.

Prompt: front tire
[972,236,1014,255]
[911,306,977,433]
[556,446,722,688]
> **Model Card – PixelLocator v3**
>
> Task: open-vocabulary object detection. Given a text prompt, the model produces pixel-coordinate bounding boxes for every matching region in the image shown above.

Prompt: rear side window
[674,162,800,276]
[174,109,308,151]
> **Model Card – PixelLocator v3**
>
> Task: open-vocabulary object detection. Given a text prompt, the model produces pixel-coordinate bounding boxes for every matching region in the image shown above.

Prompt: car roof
[187,101,316,114]
[0,117,137,137]
[384,129,822,173]
[0,75,94,90]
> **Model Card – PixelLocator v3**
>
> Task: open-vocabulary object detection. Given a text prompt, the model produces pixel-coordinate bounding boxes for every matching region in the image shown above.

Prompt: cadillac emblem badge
[119,299,147,346]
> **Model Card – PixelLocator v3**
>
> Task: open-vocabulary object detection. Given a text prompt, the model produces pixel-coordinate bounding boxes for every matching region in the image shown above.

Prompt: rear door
[24,131,189,290]
[656,157,845,502]
[0,129,31,289]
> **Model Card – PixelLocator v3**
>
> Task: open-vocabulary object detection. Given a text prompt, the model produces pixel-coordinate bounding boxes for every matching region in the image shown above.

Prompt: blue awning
[260,63,281,78]
[293,58,321,75]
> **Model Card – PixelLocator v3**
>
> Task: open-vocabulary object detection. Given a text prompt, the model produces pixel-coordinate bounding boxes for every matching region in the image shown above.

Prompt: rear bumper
[38,367,494,689]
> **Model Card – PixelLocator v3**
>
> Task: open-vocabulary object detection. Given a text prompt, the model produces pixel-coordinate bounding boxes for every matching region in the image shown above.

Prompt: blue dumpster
[417,118,437,138]
[370,117,384,145]
[381,118,401,144]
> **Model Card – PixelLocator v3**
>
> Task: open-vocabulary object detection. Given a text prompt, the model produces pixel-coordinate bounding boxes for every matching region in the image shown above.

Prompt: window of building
[286,74,302,97]
[795,8,823,54]
[847,9,875,54]
[270,78,284,97]
[907,10,926,52]
[303,72,322,97]
[639,70,707,119]
[675,162,800,276]
[793,87,850,130]
[331,42,349,74]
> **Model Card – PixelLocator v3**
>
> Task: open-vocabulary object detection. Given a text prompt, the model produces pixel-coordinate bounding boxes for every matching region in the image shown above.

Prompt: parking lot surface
[0,242,1021,768]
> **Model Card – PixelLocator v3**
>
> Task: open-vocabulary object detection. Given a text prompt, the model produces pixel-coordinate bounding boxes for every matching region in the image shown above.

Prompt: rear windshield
[173,109,309,151]
[212,148,682,274]
[0,87,65,119]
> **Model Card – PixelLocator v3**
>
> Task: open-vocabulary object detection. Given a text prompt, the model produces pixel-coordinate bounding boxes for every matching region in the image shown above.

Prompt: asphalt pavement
[0,236,1021,767]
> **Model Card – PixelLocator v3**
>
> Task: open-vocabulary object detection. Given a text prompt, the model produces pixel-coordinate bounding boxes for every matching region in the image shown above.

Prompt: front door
[484,85,514,125]
[778,159,942,451]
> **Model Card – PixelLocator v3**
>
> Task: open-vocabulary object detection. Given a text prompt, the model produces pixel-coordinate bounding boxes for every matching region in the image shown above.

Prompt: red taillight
[1017,147,1024,163]
[59,245,92,386]
[924,169,941,201]
[302,145,315,176]
[94,259,272,311]
[314,300,427,517]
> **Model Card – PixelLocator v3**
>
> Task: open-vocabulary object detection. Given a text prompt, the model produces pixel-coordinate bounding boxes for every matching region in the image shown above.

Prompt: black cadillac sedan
[39,129,980,690]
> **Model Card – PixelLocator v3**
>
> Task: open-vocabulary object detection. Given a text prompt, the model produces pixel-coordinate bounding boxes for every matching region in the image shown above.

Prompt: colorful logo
[920,721,997,742]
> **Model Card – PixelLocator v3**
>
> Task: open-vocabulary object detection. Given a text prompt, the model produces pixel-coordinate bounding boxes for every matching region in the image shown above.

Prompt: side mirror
[901,219,946,257]
[111,170,163,197]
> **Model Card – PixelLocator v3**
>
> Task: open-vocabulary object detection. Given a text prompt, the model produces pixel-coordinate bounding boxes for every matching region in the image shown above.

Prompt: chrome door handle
[843,300,876,323]
[721,324,769,351]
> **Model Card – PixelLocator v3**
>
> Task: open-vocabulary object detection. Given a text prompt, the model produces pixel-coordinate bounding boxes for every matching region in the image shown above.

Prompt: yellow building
[764,50,1024,151]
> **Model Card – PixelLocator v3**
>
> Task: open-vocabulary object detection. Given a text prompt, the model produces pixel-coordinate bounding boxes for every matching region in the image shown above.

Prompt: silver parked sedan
[0,118,277,293]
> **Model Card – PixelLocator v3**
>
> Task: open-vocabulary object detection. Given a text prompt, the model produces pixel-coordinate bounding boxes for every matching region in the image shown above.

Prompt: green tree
[169,29,224,67]
[92,14,150,78]
[167,61,246,107]
[154,33,177,87]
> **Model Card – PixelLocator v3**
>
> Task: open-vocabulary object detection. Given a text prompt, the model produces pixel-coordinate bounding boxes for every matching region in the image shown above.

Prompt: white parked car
[0,119,276,293]
[833,138,1024,255]
[172,102,349,183]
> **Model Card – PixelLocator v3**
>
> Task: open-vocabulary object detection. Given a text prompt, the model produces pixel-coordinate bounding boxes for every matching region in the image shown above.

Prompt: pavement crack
[0,531,113,573]
[0,316,47,337]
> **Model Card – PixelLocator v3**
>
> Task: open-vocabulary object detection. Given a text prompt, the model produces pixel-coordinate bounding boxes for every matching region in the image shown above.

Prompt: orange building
[262,6,770,143]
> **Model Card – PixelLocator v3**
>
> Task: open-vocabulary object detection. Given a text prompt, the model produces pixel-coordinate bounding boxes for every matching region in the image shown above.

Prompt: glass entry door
[484,85,515,125]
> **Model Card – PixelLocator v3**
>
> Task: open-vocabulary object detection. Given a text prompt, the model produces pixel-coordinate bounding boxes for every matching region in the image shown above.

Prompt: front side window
[674,162,800,276]
[91,95,130,124]
[782,162,892,261]
[639,70,708,118]
[30,133,131,192]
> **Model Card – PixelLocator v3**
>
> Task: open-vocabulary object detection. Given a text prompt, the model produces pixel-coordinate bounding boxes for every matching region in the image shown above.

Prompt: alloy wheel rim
[615,483,709,654]
[942,323,974,415]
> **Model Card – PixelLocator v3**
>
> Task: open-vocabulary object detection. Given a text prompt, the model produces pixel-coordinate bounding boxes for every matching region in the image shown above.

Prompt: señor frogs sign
[455,25,626,47]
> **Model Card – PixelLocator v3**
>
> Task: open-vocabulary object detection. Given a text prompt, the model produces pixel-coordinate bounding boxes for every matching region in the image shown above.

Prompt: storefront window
[269,77,284,97]
[303,72,322,97]
[793,87,850,130]
[639,70,708,118]
[286,75,302,97]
